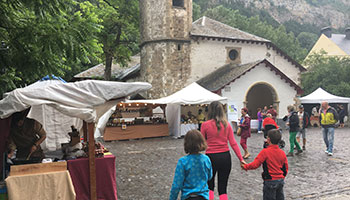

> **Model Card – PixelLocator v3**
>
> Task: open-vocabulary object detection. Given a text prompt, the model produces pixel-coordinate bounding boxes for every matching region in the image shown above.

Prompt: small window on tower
[177,44,181,51]
[173,0,184,8]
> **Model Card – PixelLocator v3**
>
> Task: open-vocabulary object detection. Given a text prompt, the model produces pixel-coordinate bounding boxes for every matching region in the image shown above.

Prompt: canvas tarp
[126,82,227,137]
[0,80,151,150]
[300,87,350,104]
[127,82,227,105]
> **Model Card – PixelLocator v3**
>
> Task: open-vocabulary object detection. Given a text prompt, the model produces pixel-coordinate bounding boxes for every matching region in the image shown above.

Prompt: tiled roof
[191,16,306,72]
[197,61,261,92]
[330,34,350,55]
[197,59,303,94]
[191,16,270,42]
[74,55,140,79]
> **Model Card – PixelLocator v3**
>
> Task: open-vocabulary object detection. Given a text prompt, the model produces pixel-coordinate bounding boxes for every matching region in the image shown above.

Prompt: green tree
[297,32,318,51]
[85,0,139,81]
[193,2,202,21]
[0,0,102,97]
[302,52,350,97]
[283,20,320,36]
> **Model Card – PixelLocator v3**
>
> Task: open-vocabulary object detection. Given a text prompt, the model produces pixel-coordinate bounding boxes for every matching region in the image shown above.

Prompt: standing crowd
[170,101,342,200]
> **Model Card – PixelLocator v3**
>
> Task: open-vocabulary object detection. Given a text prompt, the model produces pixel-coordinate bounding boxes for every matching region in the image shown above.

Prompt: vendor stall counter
[103,103,168,141]
[5,162,76,200]
[5,155,118,200]
[104,124,168,141]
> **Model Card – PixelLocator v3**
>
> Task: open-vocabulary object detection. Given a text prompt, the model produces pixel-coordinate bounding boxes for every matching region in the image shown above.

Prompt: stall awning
[127,82,227,105]
[0,80,151,150]
[0,80,152,122]
[300,87,350,104]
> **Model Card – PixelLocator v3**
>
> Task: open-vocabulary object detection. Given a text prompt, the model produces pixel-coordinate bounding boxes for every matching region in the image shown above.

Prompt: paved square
[103,127,350,199]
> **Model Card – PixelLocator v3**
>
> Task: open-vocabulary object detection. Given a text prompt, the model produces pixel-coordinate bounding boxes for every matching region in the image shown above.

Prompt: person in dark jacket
[338,105,346,128]
[283,105,302,157]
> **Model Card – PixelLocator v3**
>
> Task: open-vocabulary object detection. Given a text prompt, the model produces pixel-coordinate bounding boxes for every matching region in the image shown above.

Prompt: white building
[192,17,305,118]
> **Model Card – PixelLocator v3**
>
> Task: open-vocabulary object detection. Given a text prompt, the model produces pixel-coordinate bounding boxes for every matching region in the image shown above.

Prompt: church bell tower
[139,0,192,98]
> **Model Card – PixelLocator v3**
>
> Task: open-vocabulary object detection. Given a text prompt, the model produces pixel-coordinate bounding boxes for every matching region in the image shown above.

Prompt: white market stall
[13,78,82,151]
[300,87,350,126]
[0,80,151,200]
[124,82,227,138]
[300,87,350,104]
[103,102,169,141]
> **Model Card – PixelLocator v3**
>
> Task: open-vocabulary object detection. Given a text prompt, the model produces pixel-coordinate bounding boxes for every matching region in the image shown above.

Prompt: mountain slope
[195,0,350,30]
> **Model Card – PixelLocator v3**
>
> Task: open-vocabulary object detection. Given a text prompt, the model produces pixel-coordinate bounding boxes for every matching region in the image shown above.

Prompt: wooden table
[6,162,76,200]
[104,124,169,141]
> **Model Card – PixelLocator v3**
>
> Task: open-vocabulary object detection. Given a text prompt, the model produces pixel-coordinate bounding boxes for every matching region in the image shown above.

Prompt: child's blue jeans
[263,179,284,200]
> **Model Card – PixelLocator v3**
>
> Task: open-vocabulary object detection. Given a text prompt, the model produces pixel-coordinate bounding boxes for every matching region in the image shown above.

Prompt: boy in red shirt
[242,129,288,200]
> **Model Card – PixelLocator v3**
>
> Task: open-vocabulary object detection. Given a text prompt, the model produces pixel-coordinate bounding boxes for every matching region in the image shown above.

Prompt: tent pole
[83,122,88,142]
[88,122,97,200]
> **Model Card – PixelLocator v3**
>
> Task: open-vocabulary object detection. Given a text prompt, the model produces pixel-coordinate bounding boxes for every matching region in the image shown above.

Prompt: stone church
[75,0,305,118]
[138,0,305,118]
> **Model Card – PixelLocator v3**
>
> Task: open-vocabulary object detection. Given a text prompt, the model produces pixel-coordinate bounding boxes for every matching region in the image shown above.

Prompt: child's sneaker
[296,149,303,155]
[328,152,333,156]
[286,152,294,157]
[325,150,329,154]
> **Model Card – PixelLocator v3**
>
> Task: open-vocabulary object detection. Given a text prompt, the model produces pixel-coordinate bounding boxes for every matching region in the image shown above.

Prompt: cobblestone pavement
[103,127,350,200]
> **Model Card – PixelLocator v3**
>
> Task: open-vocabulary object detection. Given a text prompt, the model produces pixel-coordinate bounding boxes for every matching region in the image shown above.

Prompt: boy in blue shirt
[170,130,213,200]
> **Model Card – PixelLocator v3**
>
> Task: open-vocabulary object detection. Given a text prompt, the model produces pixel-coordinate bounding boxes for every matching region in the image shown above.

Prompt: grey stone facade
[139,0,192,98]
[140,42,191,98]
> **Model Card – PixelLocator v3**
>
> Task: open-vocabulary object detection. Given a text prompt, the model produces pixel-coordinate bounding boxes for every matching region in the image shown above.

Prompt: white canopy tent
[0,80,151,199]
[300,87,350,104]
[126,82,227,138]
[0,80,152,150]
[5,79,82,151]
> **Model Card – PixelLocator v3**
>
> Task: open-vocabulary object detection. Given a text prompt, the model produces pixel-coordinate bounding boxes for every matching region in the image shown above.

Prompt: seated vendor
[8,111,46,161]
[187,111,195,120]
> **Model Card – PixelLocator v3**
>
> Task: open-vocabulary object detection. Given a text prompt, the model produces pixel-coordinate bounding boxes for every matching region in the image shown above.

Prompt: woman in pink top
[201,101,245,200]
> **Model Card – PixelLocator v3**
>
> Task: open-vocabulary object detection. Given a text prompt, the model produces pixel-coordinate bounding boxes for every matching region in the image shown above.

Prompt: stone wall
[139,0,192,42]
[140,42,191,98]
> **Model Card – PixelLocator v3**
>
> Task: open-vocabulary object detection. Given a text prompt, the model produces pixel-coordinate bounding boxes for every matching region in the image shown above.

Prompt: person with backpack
[319,101,338,156]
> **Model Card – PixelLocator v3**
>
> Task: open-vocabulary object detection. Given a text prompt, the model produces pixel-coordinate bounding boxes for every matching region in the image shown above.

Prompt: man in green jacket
[320,101,338,156]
